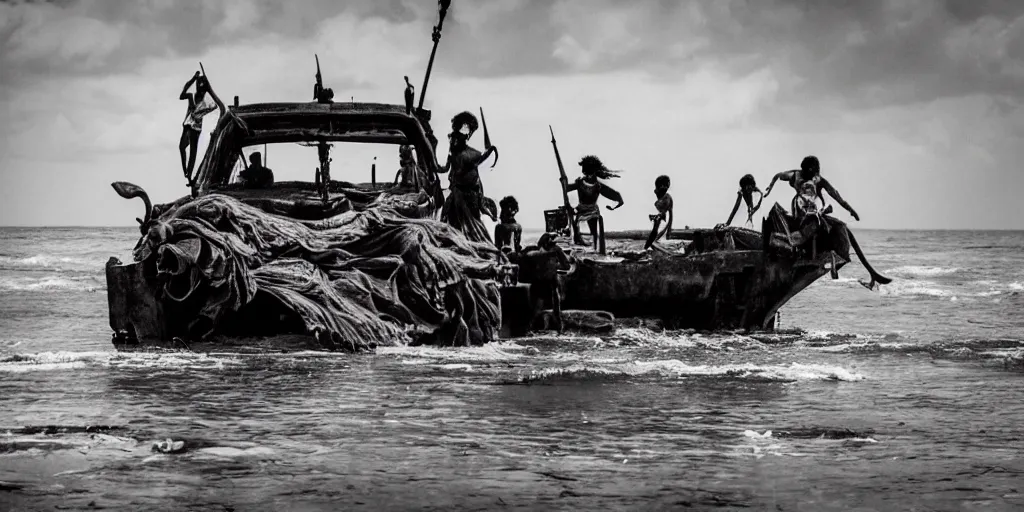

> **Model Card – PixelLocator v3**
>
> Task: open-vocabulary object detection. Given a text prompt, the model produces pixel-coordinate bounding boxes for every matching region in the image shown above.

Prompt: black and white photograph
[1,0,1023,510]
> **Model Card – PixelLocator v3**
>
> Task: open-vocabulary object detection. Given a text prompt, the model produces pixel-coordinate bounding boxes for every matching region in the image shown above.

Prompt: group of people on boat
[173,67,888,333]
[717,155,889,289]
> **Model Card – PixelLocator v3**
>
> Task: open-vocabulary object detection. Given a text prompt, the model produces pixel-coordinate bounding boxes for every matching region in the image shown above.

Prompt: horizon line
[1,225,1023,232]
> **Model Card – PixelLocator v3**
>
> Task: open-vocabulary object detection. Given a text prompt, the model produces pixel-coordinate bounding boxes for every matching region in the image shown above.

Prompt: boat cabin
[189,101,444,220]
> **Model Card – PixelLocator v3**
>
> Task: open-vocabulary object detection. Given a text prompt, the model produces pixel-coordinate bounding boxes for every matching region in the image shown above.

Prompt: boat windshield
[222,141,422,189]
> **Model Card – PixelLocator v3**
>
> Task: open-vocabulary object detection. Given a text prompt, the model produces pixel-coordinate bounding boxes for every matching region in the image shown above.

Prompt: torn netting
[133,193,504,351]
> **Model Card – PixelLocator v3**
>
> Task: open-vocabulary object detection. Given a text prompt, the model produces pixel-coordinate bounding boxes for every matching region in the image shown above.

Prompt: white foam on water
[0,254,105,271]
[613,328,767,351]
[0,276,103,292]
[0,351,246,373]
[437,363,473,371]
[843,437,879,444]
[194,446,276,459]
[520,360,865,383]
[877,280,953,298]
[628,360,866,382]
[887,265,961,277]
[807,341,917,354]
[1009,282,1024,291]
[972,290,1003,297]
[378,341,527,363]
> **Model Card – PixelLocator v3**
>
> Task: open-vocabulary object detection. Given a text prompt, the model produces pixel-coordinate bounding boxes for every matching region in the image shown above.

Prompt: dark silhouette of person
[520,233,572,333]
[724,174,764,227]
[645,175,674,250]
[179,71,226,187]
[239,151,274,189]
[765,156,859,220]
[560,155,624,255]
[438,111,498,243]
[494,196,523,254]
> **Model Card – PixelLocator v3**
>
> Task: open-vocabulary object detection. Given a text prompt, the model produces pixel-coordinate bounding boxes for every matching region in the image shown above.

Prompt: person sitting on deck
[520,232,572,333]
[644,175,674,251]
[494,196,523,254]
[394,145,427,190]
[239,151,274,189]
[723,174,764,227]
[560,155,624,255]
[179,71,226,188]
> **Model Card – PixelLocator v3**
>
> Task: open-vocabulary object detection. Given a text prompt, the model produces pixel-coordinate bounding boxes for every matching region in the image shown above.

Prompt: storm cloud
[1,0,1021,228]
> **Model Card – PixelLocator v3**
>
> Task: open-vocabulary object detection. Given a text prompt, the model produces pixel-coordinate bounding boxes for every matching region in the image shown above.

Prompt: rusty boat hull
[555,226,846,331]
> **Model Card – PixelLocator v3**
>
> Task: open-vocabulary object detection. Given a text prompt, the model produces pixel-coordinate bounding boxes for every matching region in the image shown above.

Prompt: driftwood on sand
[130,192,506,351]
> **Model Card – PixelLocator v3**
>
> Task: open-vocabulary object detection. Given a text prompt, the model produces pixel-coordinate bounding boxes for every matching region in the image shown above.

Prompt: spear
[417,0,452,111]
[550,126,582,245]
[479,107,498,168]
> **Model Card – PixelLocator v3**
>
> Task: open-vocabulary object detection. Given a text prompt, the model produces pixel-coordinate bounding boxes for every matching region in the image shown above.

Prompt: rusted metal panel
[106,258,169,344]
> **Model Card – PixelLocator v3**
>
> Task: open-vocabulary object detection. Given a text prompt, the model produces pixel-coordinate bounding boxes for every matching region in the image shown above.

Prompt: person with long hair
[723,174,764,227]
[560,155,624,255]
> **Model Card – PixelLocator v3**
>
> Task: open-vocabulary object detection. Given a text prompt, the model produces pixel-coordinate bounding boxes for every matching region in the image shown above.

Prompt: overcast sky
[1,0,1023,230]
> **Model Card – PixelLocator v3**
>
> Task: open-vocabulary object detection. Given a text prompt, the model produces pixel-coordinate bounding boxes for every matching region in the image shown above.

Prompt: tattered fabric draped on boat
[132,193,505,351]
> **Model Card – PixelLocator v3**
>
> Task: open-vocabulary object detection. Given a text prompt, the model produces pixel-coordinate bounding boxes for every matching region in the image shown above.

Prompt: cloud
[1,0,1022,229]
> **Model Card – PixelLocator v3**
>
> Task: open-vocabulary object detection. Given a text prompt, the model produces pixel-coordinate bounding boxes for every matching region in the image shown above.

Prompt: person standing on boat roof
[764,156,859,221]
[560,155,624,255]
[723,174,764,227]
[644,175,673,251]
[239,151,274,189]
[179,71,226,187]
[439,111,498,243]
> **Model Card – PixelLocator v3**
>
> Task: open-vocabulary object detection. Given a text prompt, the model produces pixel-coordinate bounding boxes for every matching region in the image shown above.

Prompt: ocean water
[1,227,1023,511]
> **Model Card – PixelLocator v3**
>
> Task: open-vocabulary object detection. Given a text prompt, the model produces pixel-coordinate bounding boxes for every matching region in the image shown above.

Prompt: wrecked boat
[533,201,890,331]
[549,225,842,331]
[105,99,512,352]
[102,0,887,350]
[105,0,519,352]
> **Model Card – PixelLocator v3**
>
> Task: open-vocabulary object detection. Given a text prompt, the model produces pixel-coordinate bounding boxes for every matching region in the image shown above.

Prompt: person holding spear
[438,110,498,243]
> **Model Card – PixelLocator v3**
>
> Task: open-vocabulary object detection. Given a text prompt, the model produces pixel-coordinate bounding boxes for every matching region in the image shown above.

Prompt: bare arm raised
[205,80,227,117]
[180,71,199,102]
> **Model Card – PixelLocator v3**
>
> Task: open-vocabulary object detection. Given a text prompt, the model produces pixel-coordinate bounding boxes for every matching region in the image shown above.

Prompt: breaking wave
[886,266,961,278]
[0,254,106,272]
[514,361,865,384]
[877,279,1022,300]
[0,275,103,292]
[0,351,245,373]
